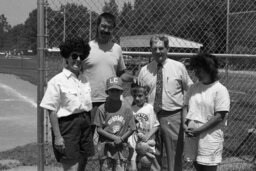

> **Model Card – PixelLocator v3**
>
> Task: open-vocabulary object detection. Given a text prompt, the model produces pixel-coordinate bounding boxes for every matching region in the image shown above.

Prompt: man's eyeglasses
[71,53,86,61]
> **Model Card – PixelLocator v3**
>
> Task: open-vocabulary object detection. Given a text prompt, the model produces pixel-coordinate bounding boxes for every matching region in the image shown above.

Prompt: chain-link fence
[40,0,256,170]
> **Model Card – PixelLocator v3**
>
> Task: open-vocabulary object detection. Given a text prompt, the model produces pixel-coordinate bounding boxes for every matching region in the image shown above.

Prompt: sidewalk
[0,73,37,152]
[5,166,61,171]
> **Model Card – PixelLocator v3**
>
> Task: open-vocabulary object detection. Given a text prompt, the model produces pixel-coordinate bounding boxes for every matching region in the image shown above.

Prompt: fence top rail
[46,50,256,59]
[122,51,256,59]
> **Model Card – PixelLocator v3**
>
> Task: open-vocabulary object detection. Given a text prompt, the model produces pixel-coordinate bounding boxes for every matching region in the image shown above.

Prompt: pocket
[62,87,77,96]
[82,113,91,128]
[61,87,78,106]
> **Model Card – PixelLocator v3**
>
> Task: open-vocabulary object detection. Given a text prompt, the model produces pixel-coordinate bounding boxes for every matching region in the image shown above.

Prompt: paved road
[0,73,37,151]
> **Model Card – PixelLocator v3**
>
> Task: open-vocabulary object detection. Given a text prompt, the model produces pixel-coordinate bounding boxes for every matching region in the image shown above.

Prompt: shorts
[196,123,224,165]
[184,120,200,162]
[52,111,94,163]
[97,141,129,161]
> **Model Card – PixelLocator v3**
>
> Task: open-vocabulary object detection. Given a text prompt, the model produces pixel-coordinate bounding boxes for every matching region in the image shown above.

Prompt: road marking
[0,99,20,102]
[0,84,36,108]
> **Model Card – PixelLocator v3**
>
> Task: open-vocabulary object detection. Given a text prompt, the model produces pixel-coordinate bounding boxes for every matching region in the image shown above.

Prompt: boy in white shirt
[128,83,160,171]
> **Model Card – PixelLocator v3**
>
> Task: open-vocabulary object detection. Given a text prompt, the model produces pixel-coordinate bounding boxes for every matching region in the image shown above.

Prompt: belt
[157,109,182,116]
[58,111,90,121]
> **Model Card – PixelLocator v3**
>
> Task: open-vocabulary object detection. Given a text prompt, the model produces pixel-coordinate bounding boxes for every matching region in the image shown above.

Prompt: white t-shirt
[82,40,126,103]
[128,103,159,149]
[185,81,230,124]
[40,68,92,118]
[184,81,230,165]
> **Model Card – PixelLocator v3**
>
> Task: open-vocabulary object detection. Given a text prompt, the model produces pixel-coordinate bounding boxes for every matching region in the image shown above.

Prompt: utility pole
[63,7,66,42]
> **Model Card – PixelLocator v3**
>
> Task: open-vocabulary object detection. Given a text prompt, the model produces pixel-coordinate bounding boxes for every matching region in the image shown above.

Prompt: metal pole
[226,0,230,53]
[37,0,45,170]
[63,7,66,42]
[45,0,48,50]
[89,9,92,41]
[44,0,49,145]
[225,0,230,83]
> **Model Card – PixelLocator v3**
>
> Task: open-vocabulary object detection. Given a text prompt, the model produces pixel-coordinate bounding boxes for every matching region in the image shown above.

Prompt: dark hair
[95,12,116,39]
[96,12,116,28]
[150,34,169,48]
[190,53,219,82]
[59,37,90,59]
[130,82,150,96]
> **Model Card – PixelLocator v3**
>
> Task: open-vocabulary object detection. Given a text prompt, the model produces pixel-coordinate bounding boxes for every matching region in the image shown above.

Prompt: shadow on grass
[0,143,100,170]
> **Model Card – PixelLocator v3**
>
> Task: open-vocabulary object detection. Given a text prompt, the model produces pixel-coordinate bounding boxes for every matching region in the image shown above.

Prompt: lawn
[0,55,256,170]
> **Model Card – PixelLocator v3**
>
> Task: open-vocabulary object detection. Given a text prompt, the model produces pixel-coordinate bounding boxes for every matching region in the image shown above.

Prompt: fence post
[37,0,45,170]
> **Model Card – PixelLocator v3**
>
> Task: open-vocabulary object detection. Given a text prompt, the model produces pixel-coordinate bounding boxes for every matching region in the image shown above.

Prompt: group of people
[40,12,230,171]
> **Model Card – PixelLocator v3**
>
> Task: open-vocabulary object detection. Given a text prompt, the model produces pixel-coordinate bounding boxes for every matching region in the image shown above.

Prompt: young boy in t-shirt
[128,83,160,171]
[94,76,136,171]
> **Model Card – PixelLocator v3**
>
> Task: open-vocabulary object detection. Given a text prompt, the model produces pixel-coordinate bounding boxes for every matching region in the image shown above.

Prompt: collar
[63,68,76,78]
[153,58,168,68]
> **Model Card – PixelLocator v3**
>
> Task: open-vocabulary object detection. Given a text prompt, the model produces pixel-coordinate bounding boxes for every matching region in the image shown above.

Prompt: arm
[181,64,193,93]
[121,129,134,142]
[97,127,134,145]
[182,105,189,131]
[119,69,136,82]
[94,106,122,142]
[120,110,136,142]
[187,85,230,137]
[145,126,158,142]
[97,126,120,142]
[48,110,65,153]
[186,111,228,137]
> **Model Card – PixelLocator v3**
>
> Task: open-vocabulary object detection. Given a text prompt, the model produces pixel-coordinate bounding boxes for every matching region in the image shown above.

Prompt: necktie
[154,63,163,113]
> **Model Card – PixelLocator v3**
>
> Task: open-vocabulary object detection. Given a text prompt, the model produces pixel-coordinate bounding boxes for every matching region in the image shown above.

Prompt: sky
[0,0,134,27]
[0,0,37,26]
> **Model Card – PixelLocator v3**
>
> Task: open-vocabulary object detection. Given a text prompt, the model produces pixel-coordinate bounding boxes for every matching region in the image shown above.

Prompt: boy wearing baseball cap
[94,76,136,171]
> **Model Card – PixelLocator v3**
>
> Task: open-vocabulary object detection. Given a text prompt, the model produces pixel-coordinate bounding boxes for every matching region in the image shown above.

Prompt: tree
[102,0,119,16]
[7,24,26,50]
[118,2,133,37]
[24,9,37,51]
[47,3,94,47]
[0,14,11,49]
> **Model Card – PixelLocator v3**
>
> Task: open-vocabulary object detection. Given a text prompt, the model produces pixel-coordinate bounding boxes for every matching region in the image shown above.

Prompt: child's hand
[183,123,188,132]
[137,132,146,142]
[186,127,201,137]
[147,139,156,146]
[114,137,123,145]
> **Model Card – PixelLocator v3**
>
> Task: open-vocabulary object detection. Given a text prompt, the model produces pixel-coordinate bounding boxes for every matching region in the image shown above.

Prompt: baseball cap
[106,76,123,91]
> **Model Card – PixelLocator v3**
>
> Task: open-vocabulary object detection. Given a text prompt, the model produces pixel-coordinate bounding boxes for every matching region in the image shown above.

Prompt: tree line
[0,0,255,55]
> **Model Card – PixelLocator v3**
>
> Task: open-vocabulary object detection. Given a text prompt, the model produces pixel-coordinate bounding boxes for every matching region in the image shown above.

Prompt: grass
[0,55,256,170]
[0,143,255,171]
[0,143,101,170]
[0,143,58,167]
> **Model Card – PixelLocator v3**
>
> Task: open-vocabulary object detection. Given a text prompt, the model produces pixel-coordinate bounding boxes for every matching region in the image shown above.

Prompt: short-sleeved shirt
[94,101,136,142]
[184,81,230,125]
[82,40,126,103]
[40,68,92,118]
[94,100,136,160]
[138,58,193,111]
[128,103,159,149]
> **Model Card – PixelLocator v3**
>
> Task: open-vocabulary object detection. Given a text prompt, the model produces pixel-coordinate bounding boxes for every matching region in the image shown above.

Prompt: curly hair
[59,37,90,59]
[190,53,219,82]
